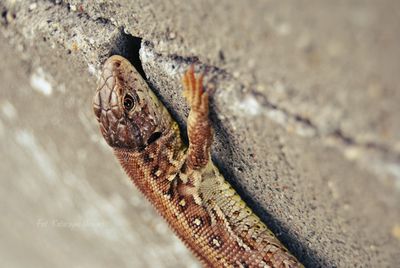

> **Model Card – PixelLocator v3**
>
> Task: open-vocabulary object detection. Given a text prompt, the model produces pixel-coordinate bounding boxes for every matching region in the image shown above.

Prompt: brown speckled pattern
[94,55,303,268]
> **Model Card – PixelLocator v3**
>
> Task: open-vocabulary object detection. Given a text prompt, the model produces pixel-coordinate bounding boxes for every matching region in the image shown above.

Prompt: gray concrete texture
[0,0,399,267]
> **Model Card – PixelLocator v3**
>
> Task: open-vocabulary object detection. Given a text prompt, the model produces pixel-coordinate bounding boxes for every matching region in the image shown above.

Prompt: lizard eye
[123,94,135,111]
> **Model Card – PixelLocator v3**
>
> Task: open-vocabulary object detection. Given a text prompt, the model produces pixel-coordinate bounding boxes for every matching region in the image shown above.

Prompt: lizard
[93,54,304,268]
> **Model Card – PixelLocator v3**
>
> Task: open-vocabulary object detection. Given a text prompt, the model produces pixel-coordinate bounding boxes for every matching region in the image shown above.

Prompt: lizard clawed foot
[181,64,212,170]
[182,65,209,115]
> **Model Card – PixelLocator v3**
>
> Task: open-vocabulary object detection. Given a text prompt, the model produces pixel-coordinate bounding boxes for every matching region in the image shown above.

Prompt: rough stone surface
[1,1,399,267]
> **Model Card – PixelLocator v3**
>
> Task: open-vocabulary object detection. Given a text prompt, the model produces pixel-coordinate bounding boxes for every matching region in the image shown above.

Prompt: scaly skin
[93,55,303,268]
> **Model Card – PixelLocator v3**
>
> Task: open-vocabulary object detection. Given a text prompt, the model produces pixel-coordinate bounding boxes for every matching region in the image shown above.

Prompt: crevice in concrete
[109,30,146,79]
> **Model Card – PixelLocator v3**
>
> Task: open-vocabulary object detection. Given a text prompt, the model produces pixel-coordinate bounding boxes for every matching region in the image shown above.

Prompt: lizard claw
[182,65,209,115]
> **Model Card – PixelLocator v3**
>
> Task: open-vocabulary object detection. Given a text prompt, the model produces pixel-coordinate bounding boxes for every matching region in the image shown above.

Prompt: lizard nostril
[113,60,121,68]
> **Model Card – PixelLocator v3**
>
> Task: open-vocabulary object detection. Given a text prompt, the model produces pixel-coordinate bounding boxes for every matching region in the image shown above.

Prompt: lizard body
[93,55,303,268]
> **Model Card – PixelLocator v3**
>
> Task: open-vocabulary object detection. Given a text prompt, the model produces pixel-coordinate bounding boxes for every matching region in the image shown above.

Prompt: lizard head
[93,55,172,151]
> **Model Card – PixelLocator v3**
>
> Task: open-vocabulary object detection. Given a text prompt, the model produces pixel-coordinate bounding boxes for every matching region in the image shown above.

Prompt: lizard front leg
[182,65,213,170]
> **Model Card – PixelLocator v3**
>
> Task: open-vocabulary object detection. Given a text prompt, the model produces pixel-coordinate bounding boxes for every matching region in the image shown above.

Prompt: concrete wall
[1,1,399,267]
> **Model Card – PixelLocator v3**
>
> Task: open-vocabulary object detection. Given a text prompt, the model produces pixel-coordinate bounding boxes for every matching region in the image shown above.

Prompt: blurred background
[1,1,399,267]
